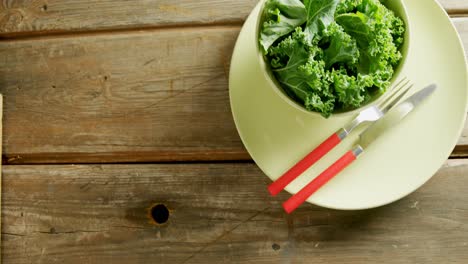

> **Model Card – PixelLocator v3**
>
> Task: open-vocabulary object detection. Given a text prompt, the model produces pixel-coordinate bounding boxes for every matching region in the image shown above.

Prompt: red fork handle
[268,131,344,196]
[282,148,361,214]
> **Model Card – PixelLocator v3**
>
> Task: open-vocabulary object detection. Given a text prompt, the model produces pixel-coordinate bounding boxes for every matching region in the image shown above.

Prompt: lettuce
[259,0,405,117]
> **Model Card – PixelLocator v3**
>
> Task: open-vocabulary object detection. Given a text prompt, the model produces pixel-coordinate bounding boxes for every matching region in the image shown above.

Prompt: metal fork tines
[339,78,413,139]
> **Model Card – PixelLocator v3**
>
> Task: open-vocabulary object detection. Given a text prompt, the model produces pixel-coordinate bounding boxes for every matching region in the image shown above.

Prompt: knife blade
[356,84,437,154]
[283,84,437,214]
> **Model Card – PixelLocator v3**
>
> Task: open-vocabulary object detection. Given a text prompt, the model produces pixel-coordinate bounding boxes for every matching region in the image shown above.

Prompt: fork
[268,78,413,196]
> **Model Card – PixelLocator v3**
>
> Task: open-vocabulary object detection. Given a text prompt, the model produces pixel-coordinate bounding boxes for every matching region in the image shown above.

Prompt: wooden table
[1,1,468,263]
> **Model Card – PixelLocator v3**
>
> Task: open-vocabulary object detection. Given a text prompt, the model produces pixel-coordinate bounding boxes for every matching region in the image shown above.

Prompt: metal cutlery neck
[340,110,382,140]
[352,145,364,157]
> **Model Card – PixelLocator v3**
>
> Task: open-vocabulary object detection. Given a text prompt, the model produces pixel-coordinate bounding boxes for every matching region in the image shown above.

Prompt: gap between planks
[2,154,465,166]
[0,22,243,42]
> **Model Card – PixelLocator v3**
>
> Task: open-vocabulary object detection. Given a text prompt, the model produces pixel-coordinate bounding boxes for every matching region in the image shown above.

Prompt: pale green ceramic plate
[230,0,468,210]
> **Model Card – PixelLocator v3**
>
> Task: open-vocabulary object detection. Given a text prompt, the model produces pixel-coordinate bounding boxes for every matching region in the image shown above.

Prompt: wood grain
[0,95,3,257]
[443,0,468,14]
[0,0,466,36]
[1,18,468,163]
[0,26,249,163]
[2,161,468,263]
[0,0,258,36]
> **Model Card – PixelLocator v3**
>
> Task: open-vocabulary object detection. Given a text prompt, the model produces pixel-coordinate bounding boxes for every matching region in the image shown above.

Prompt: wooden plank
[0,0,258,36]
[0,26,249,163]
[1,19,468,164]
[0,95,2,257]
[0,0,466,36]
[442,0,468,14]
[2,161,468,263]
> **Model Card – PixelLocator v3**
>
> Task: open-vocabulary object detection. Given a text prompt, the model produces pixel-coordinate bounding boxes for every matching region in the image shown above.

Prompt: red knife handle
[268,130,345,196]
[282,147,362,214]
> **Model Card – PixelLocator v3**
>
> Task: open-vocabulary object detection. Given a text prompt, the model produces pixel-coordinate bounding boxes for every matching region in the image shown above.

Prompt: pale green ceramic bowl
[256,0,411,117]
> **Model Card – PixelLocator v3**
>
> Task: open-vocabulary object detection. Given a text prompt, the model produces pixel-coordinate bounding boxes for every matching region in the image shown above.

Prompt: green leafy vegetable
[336,0,362,14]
[269,28,336,116]
[323,22,360,68]
[303,0,341,42]
[259,0,405,117]
[259,0,307,53]
[335,12,370,48]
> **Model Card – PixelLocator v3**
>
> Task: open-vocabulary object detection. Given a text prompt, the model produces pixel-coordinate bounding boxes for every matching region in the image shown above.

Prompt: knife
[283,84,437,214]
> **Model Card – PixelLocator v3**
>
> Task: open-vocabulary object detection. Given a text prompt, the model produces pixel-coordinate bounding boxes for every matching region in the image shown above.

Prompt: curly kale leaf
[259,0,405,118]
[323,22,360,68]
[259,0,307,53]
[269,28,335,117]
[335,0,403,94]
[303,0,341,42]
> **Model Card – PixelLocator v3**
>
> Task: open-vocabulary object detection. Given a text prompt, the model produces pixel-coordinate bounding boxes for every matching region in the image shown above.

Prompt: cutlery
[268,78,413,196]
[282,84,437,213]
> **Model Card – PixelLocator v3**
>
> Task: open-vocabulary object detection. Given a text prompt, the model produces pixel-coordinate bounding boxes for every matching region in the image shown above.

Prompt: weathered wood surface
[0,0,465,36]
[2,161,468,263]
[0,26,249,164]
[1,1,468,263]
[1,18,468,163]
[443,0,468,14]
[0,96,3,258]
[0,0,257,36]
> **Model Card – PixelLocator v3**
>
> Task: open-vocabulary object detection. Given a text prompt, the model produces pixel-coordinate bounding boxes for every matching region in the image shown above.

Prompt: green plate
[229,0,468,210]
